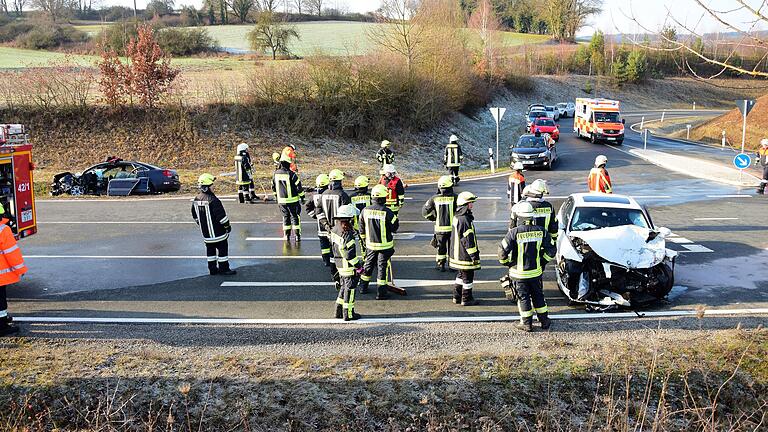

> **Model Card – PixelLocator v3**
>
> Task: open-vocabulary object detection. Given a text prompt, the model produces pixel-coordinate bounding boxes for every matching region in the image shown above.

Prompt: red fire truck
[0,124,37,239]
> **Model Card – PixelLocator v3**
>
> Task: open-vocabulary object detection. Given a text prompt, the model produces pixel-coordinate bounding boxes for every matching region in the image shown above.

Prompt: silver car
[545,105,560,121]
[557,102,575,118]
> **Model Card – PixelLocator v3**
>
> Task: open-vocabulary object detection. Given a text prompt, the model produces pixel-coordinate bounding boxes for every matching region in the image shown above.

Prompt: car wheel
[148,182,157,194]
[590,133,597,144]
[616,139,624,146]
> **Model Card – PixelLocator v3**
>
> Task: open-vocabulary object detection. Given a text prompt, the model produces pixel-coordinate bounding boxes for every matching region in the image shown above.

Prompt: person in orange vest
[380,164,406,215]
[756,138,768,195]
[508,161,526,205]
[0,203,27,336]
[588,155,612,193]
[281,144,298,173]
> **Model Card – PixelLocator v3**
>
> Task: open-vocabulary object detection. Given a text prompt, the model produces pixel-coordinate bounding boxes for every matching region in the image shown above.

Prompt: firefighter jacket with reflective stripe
[317,181,351,232]
[422,189,457,234]
[588,167,612,193]
[191,190,231,244]
[272,164,304,204]
[381,176,405,212]
[234,151,253,185]
[498,223,556,279]
[0,220,26,285]
[331,225,362,277]
[376,148,394,166]
[758,147,768,166]
[359,201,399,251]
[511,198,558,240]
[449,206,480,270]
[508,171,526,204]
[444,143,463,167]
[281,146,298,172]
[350,188,371,231]
[306,186,328,236]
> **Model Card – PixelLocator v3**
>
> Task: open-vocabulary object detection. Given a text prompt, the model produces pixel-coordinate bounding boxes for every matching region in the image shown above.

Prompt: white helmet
[457,191,478,206]
[449,134,459,143]
[334,204,357,220]
[383,164,396,174]
[236,143,249,152]
[511,201,536,219]
[595,155,608,167]
[529,179,549,196]
[381,140,391,148]
[513,161,524,171]
[761,138,768,147]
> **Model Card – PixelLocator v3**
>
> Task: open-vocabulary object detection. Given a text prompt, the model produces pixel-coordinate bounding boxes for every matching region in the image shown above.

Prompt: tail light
[162,170,174,177]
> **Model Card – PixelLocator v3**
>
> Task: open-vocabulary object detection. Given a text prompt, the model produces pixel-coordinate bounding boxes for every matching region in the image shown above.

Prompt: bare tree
[304,0,321,16]
[468,0,501,75]
[367,0,423,76]
[32,0,70,22]
[1,0,9,15]
[258,0,278,13]
[12,0,26,15]
[231,0,254,22]
[545,0,601,42]
[247,11,300,59]
[291,0,302,14]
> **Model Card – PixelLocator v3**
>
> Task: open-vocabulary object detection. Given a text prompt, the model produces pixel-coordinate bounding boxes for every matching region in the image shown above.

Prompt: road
[11,114,768,324]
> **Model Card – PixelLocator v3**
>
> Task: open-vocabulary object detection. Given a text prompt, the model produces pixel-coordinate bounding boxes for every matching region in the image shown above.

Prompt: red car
[529,117,560,141]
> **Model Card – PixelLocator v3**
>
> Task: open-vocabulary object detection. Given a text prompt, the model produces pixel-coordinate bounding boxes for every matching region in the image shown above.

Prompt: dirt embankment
[10,76,765,195]
[677,94,768,150]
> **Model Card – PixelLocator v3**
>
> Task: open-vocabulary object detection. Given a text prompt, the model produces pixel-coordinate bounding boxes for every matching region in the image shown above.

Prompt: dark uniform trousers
[362,248,394,295]
[279,202,302,234]
[515,278,546,324]
[335,276,359,318]
[455,269,474,301]
[206,240,230,273]
[759,165,768,194]
[435,233,450,264]
[448,166,460,184]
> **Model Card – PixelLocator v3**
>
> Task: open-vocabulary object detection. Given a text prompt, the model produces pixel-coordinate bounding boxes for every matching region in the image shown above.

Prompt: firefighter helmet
[513,161,524,171]
[761,138,768,147]
[316,174,330,188]
[595,155,608,167]
[371,184,389,198]
[527,179,549,197]
[236,143,248,153]
[198,173,216,186]
[457,191,477,206]
[512,201,536,220]
[279,152,292,163]
[329,169,345,181]
[335,204,357,220]
[382,164,396,174]
[354,175,369,189]
[381,140,391,148]
[449,134,459,143]
[437,175,453,189]
[272,152,280,163]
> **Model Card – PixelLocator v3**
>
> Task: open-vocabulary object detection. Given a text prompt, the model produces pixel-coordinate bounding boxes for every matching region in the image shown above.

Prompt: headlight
[538,152,549,158]
[595,128,603,133]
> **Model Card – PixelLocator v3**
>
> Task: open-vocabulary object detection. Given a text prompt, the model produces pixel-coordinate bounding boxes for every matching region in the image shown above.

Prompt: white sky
[101,0,768,36]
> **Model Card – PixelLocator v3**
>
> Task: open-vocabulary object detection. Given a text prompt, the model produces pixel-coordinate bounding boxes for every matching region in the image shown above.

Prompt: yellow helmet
[381,140,391,148]
[316,174,330,188]
[371,184,389,198]
[329,169,345,181]
[354,175,369,188]
[457,191,477,206]
[437,175,453,189]
[279,152,292,163]
[272,152,280,163]
[198,173,216,186]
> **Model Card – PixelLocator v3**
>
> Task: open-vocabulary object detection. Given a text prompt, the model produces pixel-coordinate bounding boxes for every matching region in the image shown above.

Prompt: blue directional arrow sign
[733,153,752,169]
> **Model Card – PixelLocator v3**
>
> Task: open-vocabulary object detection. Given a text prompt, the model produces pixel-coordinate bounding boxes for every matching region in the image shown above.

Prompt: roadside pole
[661,111,665,124]
[488,148,495,174]
[692,101,696,111]
[735,99,756,183]
[489,107,506,172]
[722,130,726,149]
[640,116,644,130]
[686,125,691,140]
[644,129,648,150]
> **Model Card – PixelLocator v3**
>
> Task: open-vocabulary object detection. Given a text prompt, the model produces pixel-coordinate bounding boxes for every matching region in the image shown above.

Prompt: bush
[0,21,34,43]
[155,27,217,56]
[15,25,89,50]
[98,20,141,54]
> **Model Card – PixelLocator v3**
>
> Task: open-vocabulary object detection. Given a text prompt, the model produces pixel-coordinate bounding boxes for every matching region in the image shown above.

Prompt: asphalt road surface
[12,114,768,323]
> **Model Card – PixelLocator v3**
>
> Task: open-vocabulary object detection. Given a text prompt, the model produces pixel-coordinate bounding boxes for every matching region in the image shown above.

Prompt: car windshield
[535,119,555,127]
[545,106,555,111]
[515,136,547,149]
[529,111,546,119]
[557,103,567,108]
[570,207,649,231]
[594,111,621,123]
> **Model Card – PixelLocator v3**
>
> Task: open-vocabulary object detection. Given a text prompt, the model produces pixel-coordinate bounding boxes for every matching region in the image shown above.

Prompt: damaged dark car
[51,157,181,197]
[555,193,676,311]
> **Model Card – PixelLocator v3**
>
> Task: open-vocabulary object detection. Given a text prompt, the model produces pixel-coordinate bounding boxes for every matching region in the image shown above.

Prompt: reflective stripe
[321,248,331,254]
[207,256,217,262]
[220,216,229,224]
[361,275,371,282]
[217,257,229,262]
[2,245,18,254]
[0,309,6,318]
[347,289,356,317]
[535,305,549,314]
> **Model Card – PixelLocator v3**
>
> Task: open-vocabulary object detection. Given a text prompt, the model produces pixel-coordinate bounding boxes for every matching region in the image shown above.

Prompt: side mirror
[658,227,672,238]
[622,119,626,124]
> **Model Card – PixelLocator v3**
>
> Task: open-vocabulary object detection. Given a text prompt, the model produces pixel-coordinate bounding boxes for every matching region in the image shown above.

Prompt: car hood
[535,126,557,132]
[511,147,547,155]
[597,122,624,130]
[570,225,666,269]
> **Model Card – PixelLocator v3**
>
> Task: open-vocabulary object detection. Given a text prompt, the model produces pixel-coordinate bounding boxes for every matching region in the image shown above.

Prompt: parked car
[526,110,548,130]
[557,102,575,118]
[51,157,181,196]
[554,193,676,311]
[529,117,560,141]
[526,103,546,115]
[544,105,560,121]
[509,133,557,169]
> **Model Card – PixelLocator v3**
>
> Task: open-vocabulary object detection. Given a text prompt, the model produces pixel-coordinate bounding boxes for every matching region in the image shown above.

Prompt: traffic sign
[733,153,752,169]
[489,107,506,172]
[489,107,506,123]
[736,99,756,116]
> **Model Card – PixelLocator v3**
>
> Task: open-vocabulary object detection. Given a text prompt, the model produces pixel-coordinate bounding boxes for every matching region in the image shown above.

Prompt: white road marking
[694,217,739,221]
[680,244,714,253]
[221,280,499,288]
[706,195,751,198]
[25,254,501,260]
[12,308,768,325]
[667,237,694,244]
[245,232,434,241]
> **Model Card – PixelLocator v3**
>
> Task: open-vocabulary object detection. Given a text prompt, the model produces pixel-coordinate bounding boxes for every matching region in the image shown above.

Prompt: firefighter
[272,153,305,242]
[756,138,768,195]
[234,143,256,204]
[351,176,371,253]
[508,161,526,205]
[306,174,333,266]
[422,175,457,272]
[191,174,236,276]
[499,201,556,332]
[449,191,480,305]
[444,134,464,185]
[318,169,352,233]
[380,164,405,215]
[588,155,612,193]
[331,204,364,321]
[281,144,298,173]
[512,179,558,243]
[272,152,281,169]
[0,203,26,336]
[376,140,395,174]
[359,184,400,299]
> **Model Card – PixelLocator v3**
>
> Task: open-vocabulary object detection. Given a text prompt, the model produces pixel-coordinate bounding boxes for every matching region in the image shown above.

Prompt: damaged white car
[555,193,676,311]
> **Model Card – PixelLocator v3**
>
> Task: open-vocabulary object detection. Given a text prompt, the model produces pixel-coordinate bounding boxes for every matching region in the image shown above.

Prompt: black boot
[322,254,332,267]
[452,284,462,304]
[461,289,478,306]
[436,260,446,272]
[539,313,551,330]
[238,192,245,203]
[218,262,237,276]
[283,231,291,241]
[295,232,301,242]
[208,261,218,276]
[359,281,369,294]
[376,286,390,300]
[334,303,343,319]
[343,308,361,321]
[516,320,533,332]
[0,322,19,336]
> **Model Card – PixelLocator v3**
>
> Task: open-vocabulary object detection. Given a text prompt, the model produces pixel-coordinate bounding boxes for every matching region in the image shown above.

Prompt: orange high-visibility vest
[281,146,298,172]
[0,219,26,285]
[588,167,612,193]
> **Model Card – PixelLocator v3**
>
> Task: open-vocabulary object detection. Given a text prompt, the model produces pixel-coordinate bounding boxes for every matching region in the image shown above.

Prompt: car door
[107,162,149,196]
[556,197,575,257]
